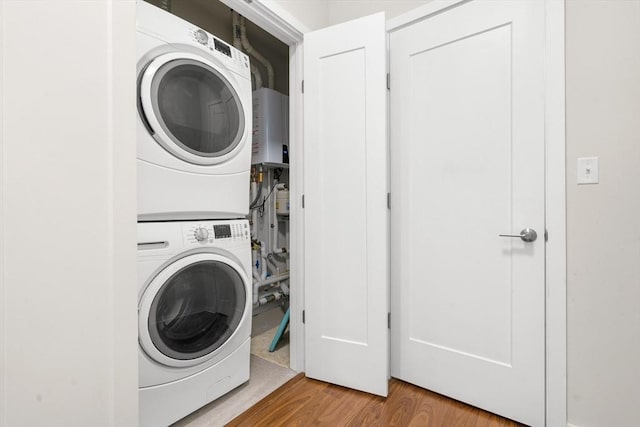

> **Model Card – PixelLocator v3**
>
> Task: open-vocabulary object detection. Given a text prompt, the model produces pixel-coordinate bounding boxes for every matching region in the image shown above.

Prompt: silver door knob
[499,228,537,242]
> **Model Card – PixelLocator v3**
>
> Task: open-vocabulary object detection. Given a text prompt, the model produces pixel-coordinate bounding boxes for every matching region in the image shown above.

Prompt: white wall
[263,0,329,31]
[0,1,138,426]
[262,0,432,31]
[327,0,431,25]
[566,1,640,426]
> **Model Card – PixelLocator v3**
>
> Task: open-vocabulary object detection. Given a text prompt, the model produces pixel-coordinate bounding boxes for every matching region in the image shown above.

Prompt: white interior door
[303,12,389,397]
[389,1,546,425]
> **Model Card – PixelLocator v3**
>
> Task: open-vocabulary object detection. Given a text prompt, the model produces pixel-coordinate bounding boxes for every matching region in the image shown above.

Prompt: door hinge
[302,194,305,208]
[302,310,306,324]
[387,312,391,329]
[302,80,304,93]
[386,73,390,90]
[545,229,549,242]
[387,192,391,210]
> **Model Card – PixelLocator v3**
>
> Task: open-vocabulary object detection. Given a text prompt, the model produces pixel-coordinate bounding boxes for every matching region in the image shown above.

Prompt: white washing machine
[138,219,252,427]
[137,1,252,221]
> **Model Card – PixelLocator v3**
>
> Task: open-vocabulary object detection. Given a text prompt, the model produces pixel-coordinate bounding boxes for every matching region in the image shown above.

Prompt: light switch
[577,157,599,184]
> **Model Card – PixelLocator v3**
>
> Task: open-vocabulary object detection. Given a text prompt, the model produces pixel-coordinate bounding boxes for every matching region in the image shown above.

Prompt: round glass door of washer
[139,253,248,367]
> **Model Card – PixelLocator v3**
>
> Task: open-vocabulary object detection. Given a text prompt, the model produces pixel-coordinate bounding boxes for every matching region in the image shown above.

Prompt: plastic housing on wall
[252,88,289,164]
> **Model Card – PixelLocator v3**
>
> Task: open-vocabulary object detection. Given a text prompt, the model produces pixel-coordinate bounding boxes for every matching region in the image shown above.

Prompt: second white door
[389,1,546,425]
[303,12,389,397]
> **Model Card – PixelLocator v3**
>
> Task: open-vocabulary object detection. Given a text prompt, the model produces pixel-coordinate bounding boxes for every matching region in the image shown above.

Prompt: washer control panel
[184,220,249,245]
[194,226,210,242]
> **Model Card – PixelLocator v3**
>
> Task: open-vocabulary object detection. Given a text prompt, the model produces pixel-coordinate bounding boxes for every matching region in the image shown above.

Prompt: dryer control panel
[137,0,250,79]
[188,26,250,77]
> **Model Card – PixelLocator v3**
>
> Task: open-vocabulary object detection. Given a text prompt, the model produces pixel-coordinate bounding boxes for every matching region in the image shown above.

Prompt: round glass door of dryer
[139,253,248,366]
[139,53,246,165]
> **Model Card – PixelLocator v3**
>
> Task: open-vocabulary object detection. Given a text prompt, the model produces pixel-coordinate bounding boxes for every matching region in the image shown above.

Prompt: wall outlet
[577,157,599,184]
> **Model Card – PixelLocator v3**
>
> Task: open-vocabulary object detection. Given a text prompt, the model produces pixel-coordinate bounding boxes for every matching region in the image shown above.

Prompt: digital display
[214,39,232,57]
[214,224,231,238]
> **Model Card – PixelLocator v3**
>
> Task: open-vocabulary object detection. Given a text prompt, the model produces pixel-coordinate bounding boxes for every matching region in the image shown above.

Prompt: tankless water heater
[251,88,289,165]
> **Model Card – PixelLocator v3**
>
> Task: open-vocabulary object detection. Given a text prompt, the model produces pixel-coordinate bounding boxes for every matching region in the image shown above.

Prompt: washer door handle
[137,241,169,250]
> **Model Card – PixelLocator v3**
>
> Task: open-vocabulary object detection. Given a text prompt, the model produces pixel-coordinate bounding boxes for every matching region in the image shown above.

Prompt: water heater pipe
[158,0,171,12]
[239,16,275,89]
[232,12,262,89]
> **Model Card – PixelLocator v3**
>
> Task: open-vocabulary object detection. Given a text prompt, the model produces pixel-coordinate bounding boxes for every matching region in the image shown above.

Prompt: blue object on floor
[269,308,290,352]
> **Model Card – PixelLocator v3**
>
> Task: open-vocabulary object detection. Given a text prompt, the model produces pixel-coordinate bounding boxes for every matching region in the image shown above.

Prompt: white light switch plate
[577,157,599,184]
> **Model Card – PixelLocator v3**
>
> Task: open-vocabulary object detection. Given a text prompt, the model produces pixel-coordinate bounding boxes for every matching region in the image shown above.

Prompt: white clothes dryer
[137,1,251,221]
[138,219,251,427]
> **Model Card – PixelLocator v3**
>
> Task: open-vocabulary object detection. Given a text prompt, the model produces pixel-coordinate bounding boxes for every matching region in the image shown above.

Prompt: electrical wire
[251,168,284,215]
[254,180,278,217]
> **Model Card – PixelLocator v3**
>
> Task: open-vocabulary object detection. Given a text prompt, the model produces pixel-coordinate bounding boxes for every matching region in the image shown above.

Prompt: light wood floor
[227,374,524,426]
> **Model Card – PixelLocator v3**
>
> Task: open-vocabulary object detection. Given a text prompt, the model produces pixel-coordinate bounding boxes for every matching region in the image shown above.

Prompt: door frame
[387,1,567,426]
[218,0,307,372]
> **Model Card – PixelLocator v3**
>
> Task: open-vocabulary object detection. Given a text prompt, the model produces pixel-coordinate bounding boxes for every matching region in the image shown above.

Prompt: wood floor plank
[229,373,306,419]
[384,381,422,426]
[442,400,479,427]
[227,376,524,427]
[281,380,341,427]
[308,386,371,426]
[226,374,316,427]
[474,412,521,427]
[344,393,385,427]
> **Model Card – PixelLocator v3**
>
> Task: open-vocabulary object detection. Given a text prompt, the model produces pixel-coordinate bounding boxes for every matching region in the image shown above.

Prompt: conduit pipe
[231,12,243,53]
[251,248,261,304]
[239,16,275,89]
[252,242,269,304]
[232,12,263,89]
[259,241,268,280]
[253,272,289,305]
[252,281,259,304]
[252,273,260,304]
[271,183,287,254]
[280,282,290,296]
[258,272,290,287]
[257,290,285,306]
[266,255,280,275]
[251,63,263,89]
[250,180,260,238]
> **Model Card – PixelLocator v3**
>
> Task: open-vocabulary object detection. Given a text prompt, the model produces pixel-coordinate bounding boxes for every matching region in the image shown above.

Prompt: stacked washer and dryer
[136,2,253,426]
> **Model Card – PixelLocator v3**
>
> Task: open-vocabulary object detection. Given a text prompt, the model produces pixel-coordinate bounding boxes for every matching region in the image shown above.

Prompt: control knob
[194,227,209,242]
[195,29,208,45]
